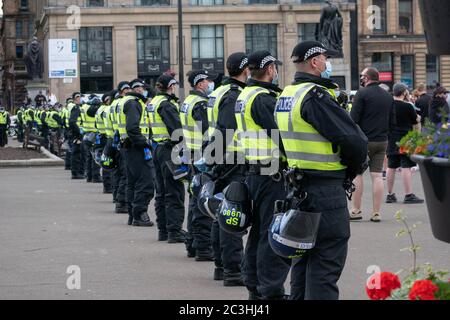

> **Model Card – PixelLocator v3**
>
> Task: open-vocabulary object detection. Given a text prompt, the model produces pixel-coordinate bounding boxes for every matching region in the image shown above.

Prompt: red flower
[366,272,401,300]
[409,280,439,300]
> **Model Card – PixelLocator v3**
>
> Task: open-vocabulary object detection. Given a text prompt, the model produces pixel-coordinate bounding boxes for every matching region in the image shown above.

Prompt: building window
[80,27,112,64]
[298,23,318,42]
[135,0,170,5]
[87,0,104,6]
[245,24,278,56]
[372,0,387,34]
[137,26,170,76]
[400,55,414,89]
[399,0,413,34]
[372,52,393,87]
[189,0,223,5]
[16,20,23,38]
[16,46,24,59]
[192,25,224,59]
[245,0,277,4]
[29,20,34,39]
[20,0,28,9]
[426,55,440,90]
[81,77,113,93]
[80,27,113,91]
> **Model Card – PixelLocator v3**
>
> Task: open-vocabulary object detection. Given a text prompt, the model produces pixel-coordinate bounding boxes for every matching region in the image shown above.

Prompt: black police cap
[247,50,282,70]
[187,69,218,87]
[156,74,179,90]
[117,81,131,92]
[291,41,339,63]
[129,79,148,89]
[226,52,249,74]
[72,92,81,100]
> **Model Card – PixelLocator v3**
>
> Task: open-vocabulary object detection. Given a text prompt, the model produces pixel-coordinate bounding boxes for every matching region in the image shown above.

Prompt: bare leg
[402,168,413,195]
[387,168,396,194]
[351,175,364,213]
[371,172,384,213]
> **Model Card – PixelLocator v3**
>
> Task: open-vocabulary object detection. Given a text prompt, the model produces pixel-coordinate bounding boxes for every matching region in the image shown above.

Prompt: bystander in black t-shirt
[387,100,418,155]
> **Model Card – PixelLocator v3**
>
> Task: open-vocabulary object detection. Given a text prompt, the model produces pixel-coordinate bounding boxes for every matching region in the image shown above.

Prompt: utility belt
[246,163,283,182]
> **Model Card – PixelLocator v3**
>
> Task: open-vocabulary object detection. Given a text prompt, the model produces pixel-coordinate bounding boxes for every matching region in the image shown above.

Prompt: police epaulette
[310,86,327,99]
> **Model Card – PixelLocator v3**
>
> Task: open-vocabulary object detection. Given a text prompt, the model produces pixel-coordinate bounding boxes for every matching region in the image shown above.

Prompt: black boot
[195,248,214,262]
[127,215,133,226]
[168,231,186,244]
[214,267,224,281]
[223,271,245,287]
[158,230,168,241]
[115,203,128,214]
[132,212,154,227]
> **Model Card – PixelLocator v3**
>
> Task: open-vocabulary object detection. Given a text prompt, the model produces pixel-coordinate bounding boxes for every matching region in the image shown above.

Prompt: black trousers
[0,125,7,147]
[289,180,350,300]
[243,174,291,299]
[41,125,49,149]
[17,123,24,143]
[113,148,127,205]
[65,135,72,170]
[124,145,155,219]
[187,167,213,251]
[211,167,245,274]
[82,139,100,181]
[153,143,185,234]
[98,135,112,191]
[71,139,84,177]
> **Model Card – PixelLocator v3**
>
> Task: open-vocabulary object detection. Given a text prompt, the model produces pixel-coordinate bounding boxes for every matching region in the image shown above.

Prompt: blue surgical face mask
[272,69,279,85]
[334,90,341,98]
[321,61,333,79]
[143,90,148,98]
[206,82,215,95]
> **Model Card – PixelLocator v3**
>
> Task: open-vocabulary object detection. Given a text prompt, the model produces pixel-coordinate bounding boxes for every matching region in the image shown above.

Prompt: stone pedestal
[25,81,48,103]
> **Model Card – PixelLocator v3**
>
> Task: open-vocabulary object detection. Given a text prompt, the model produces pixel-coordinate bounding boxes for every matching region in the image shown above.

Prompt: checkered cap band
[131,81,145,88]
[193,74,208,86]
[239,58,249,69]
[260,55,276,69]
[304,47,326,61]
[168,79,178,87]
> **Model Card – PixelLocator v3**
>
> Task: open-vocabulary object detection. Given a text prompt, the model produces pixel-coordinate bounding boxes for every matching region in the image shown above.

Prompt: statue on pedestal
[25,37,43,80]
[317,1,343,57]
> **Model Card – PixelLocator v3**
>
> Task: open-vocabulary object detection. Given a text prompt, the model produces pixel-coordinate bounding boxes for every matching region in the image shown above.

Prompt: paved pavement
[0,166,449,300]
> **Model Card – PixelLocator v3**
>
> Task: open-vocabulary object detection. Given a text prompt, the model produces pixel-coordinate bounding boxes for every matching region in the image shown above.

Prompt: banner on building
[48,39,78,78]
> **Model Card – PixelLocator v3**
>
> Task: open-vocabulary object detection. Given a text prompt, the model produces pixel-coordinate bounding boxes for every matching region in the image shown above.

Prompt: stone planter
[411,155,450,243]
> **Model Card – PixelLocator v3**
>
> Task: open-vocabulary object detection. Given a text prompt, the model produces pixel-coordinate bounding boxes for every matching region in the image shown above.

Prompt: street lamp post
[177,0,185,101]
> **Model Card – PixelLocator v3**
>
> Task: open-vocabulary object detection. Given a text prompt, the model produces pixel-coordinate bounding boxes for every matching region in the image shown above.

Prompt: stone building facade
[32,0,356,102]
[358,0,450,91]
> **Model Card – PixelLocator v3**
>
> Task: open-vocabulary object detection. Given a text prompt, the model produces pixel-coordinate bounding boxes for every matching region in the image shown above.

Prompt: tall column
[113,26,138,85]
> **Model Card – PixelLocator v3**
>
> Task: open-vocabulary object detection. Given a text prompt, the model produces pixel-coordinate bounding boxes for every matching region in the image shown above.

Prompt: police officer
[208,52,249,286]
[112,82,132,214]
[62,98,73,170]
[80,95,102,183]
[275,41,368,300]
[96,93,113,194]
[235,50,290,300]
[24,105,35,131]
[45,105,63,155]
[69,92,85,179]
[148,74,187,242]
[16,106,25,143]
[182,69,217,260]
[41,105,50,149]
[0,106,10,147]
[118,79,155,227]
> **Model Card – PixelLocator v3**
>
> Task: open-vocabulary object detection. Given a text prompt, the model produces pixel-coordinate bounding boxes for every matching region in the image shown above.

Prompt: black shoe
[103,189,113,194]
[115,203,128,214]
[168,232,186,244]
[214,267,224,281]
[158,231,168,241]
[71,175,84,180]
[92,179,102,183]
[195,249,214,262]
[132,213,154,227]
[404,193,424,204]
[223,272,245,287]
[127,215,133,226]
[186,247,196,258]
[386,193,398,203]
[86,179,92,183]
[248,290,261,300]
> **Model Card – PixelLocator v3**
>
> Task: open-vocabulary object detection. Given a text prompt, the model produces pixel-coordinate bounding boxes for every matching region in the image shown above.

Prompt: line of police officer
[59,40,368,300]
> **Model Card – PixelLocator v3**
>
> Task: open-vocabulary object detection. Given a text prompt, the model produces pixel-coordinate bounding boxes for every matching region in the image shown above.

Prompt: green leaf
[396,230,406,237]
